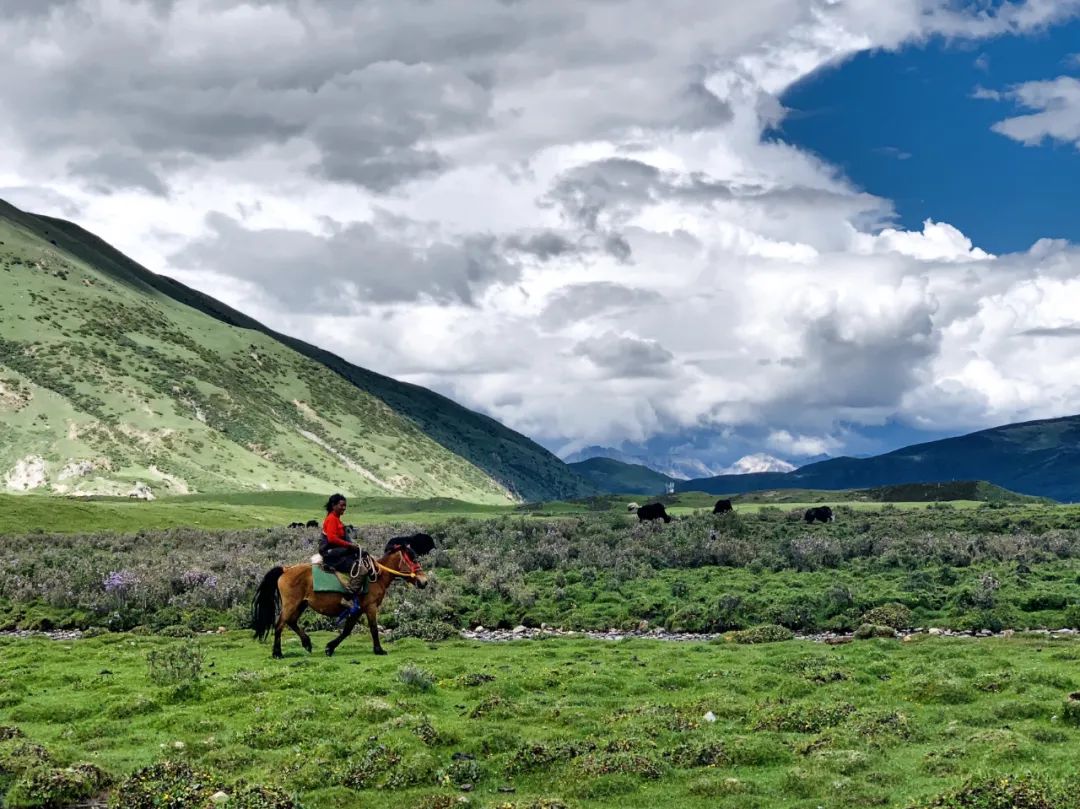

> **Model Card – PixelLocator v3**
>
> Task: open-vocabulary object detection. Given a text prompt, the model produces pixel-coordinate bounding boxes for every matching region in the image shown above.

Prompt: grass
[0,490,1005,535]
[1,632,1078,807]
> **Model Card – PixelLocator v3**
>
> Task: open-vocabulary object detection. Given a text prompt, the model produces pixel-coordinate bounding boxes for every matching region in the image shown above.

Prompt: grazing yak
[804,506,834,524]
[287,522,304,529]
[629,502,672,523]
[713,499,733,514]
[305,519,319,528]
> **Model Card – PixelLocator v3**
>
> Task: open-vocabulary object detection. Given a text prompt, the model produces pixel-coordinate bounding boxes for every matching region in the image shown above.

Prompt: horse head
[379,547,428,589]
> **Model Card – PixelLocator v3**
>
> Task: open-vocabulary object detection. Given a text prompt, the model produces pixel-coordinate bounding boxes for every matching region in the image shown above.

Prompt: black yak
[804,506,834,524]
[305,519,319,528]
[713,499,733,514]
[631,502,672,523]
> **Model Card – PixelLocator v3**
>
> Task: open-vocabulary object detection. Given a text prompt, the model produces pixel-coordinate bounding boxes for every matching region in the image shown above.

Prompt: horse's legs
[287,602,312,654]
[274,587,305,659]
[325,613,360,657]
[366,607,386,655]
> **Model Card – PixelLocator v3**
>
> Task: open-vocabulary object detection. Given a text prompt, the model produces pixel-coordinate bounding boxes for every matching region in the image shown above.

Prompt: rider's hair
[325,493,346,513]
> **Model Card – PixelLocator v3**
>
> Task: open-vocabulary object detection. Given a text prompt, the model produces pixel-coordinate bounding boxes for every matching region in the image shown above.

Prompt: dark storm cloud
[173,212,520,307]
[0,1,749,193]
[573,333,676,378]
[67,153,170,196]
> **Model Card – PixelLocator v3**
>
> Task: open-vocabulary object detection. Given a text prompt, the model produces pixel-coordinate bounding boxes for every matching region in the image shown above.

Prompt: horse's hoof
[325,646,335,657]
[303,642,312,653]
[272,652,283,660]
[374,648,387,656]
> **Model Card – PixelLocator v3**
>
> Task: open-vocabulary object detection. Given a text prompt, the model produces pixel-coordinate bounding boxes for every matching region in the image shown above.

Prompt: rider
[320,494,360,576]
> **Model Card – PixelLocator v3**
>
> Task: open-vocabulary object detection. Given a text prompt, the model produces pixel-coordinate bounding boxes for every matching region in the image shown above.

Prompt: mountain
[0,199,594,502]
[563,444,723,480]
[719,453,796,475]
[678,414,1080,502]
[729,481,1048,504]
[568,457,676,495]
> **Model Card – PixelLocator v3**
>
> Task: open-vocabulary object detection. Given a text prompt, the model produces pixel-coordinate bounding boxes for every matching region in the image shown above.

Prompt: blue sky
[777,18,1080,255]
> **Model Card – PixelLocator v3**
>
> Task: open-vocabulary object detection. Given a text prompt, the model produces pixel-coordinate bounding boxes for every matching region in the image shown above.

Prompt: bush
[860,603,913,629]
[911,774,1061,809]
[393,618,458,642]
[1063,604,1080,629]
[854,624,897,640]
[731,625,794,644]
[145,642,202,689]
[4,763,110,809]
[398,664,436,692]
[1063,693,1080,727]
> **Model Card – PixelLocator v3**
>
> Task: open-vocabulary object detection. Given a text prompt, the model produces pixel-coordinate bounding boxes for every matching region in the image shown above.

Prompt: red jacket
[322,513,352,548]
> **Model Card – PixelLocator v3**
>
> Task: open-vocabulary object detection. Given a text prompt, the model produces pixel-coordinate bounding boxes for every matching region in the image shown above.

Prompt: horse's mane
[384,532,436,558]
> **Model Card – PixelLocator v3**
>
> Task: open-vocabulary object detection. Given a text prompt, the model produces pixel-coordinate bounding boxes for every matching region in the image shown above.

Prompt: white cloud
[987,76,1080,148]
[2,0,1079,465]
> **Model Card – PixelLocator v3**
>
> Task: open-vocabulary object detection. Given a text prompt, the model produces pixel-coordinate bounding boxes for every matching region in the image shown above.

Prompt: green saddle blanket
[312,564,351,594]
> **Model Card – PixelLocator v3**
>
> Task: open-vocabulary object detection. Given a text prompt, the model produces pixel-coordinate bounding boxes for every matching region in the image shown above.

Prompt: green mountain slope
[568,457,675,495]
[679,415,1080,502]
[0,200,593,502]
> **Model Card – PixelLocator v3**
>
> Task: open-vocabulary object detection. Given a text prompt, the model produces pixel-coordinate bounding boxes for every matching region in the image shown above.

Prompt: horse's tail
[251,566,284,641]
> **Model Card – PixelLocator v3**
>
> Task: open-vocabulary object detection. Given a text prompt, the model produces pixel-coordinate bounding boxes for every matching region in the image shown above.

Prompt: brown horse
[251,547,428,658]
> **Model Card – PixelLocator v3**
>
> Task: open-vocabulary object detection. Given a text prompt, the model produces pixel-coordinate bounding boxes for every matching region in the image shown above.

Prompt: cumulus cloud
[2,0,1080,468]
[987,76,1080,148]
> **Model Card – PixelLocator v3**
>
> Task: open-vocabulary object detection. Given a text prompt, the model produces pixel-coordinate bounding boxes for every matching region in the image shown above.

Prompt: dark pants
[320,540,359,575]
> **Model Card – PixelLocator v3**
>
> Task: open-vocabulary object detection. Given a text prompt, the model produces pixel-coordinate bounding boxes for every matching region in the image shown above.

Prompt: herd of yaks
[283,501,837,531]
[628,500,835,524]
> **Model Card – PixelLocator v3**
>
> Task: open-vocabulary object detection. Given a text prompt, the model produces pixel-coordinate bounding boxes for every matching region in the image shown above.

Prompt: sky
[2,0,1080,476]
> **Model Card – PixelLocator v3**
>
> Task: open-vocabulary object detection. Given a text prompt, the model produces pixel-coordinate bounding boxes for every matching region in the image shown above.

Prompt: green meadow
[0,490,996,535]
[1,632,1079,808]
[3,499,1080,806]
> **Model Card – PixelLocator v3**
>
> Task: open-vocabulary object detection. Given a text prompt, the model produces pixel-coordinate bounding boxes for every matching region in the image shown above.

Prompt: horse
[251,539,430,658]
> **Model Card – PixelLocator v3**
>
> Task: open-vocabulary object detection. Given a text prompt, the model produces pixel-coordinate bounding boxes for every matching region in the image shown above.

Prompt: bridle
[375,549,425,581]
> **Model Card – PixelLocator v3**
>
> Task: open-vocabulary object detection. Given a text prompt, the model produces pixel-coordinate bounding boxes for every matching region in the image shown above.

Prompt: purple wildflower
[103,569,137,593]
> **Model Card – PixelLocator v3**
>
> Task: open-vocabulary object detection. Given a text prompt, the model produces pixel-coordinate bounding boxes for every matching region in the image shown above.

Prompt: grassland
[0,489,1016,536]
[3,502,1080,806]
[1,632,1079,808]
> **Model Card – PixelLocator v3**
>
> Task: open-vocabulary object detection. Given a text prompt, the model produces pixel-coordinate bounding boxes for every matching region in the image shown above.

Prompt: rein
[375,551,424,580]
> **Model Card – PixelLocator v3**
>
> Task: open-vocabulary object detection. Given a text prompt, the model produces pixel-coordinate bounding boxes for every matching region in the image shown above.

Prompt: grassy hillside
[568,457,675,495]
[680,415,1080,502]
[0,200,593,502]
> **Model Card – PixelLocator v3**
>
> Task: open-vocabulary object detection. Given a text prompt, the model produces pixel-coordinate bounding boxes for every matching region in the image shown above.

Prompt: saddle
[309,550,377,595]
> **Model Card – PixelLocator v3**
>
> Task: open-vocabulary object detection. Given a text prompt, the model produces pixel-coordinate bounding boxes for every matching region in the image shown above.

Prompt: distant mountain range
[564,445,795,480]
[676,414,1080,502]
[0,199,594,502]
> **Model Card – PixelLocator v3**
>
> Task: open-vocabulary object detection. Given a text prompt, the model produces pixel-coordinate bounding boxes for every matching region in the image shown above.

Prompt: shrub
[860,603,913,629]
[109,761,213,808]
[754,701,856,733]
[911,774,1060,809]
[854,623,897,640]
[394,618,459,642]
[146,642,202,689]
[398,665,436,692]
[1063,692,1080,727]
[1063,604,1080,629]
[731,625,794,644]
[5,763,110,809]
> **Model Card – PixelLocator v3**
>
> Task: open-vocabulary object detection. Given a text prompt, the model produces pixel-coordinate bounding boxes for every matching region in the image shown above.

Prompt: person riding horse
[319,493,360,577]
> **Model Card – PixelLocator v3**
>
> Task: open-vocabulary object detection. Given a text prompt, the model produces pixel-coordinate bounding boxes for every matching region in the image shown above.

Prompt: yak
[630,502,672,523]
[804,506,834,524]
[713,499,733,514]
